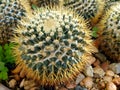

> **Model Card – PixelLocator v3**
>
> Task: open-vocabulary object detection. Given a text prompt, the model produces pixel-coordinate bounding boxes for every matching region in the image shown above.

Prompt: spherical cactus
[29,0,60,7]
[97,3,120,62]
[12,7,98,86]
[0,0,31,44]
[63,0,105,25]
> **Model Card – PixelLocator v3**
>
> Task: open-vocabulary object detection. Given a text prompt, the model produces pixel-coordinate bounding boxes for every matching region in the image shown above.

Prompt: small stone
[109,63,120,74]
[94,53,107,62]
[93,66,105,77]
[80,77,93,89]
[0,83,10,90]
[87,56,96,65]
[75,85,87,90]
[105,70,114,77]
[8,79,17,88]
[101,61,109,71]
[66,82,76,89]
[14,74,20,81]
[20,79,25,88]
[93,60,100,67]
[59,87,68,90]
[112,77,120,85]
[114,74,119,78]
[98,81,105,89]
[76,73,85,85]
[106,82,117,90]
[84,65,94,77]
[103,76,112,82]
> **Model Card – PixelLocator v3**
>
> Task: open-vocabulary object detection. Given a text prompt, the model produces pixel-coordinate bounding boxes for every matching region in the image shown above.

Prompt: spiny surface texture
[64,0,105,25]
[12,8,97,86]
[0,0,31,44]
[30,0,60,7]
[98,3,120,62]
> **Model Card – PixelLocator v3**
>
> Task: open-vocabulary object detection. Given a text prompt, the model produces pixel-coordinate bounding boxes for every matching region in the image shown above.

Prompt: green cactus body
[98,3,120,62]
[0,0,31,44]
[64,0,105,25]
[12,7,97,86]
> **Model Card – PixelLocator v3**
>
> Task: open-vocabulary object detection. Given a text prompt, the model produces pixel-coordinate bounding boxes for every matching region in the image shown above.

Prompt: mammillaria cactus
[97,3,120,62]
[0,0,31,44]
[12,7,98,86]
[29,0,60,7]
[63,0,105,25]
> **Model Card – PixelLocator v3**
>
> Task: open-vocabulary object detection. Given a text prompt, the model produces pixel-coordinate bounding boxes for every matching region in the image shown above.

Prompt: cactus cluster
[63,0,105,25]
[0,0,31,44]
[97,3,120,62]
[12,7,97,86]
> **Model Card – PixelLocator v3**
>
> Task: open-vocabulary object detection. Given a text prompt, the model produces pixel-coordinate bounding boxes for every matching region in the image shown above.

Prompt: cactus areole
[12,7,97,86]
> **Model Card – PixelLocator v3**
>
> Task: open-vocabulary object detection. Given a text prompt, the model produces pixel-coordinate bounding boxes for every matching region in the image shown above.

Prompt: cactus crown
[12,7,97,86]
[98,3,120,61]
[64,0,105,25]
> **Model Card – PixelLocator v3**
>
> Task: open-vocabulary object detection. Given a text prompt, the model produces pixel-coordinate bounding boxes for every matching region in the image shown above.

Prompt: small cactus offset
[64,0,105,25]
[97,3,120,62]
[12,7,98,86]
[0,0,31,44]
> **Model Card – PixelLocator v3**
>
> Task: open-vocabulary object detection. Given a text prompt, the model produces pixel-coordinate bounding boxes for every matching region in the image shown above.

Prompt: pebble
[101,61,109,71]
[94,53,107,62]
[20,79,25,88]
[13,74,20,81]
[98,81,105,89]
[112,77,120,85]
[76,73,85,85]
[103,76,112,82]
[106,82,117,90]
[109,63,120,74]
[87,56,96,65]
[105,70,114,77]
[66,82,76,89]
[8,79,17,88]
[93,60,100,67]
[113,74,119,78]
[93,66,105,77]
[59,87,68,90]
[80,77,93,89]
[75,85,87,90]
[84,65,94,77]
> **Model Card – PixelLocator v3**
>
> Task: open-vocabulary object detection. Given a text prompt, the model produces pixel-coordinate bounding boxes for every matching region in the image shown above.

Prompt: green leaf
[0,46,4,61]
[0,71,8,80]
[92,27,99,38]
[3,43,15,64]
[0,62,8,72]
[32,4,38,10]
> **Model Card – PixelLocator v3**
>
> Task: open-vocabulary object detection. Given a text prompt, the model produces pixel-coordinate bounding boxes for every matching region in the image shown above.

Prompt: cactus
[29,0,60,7]
[63,0,105,25]
[12,7,98,86]
[97,3,120,62]
[0,0,31,44]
